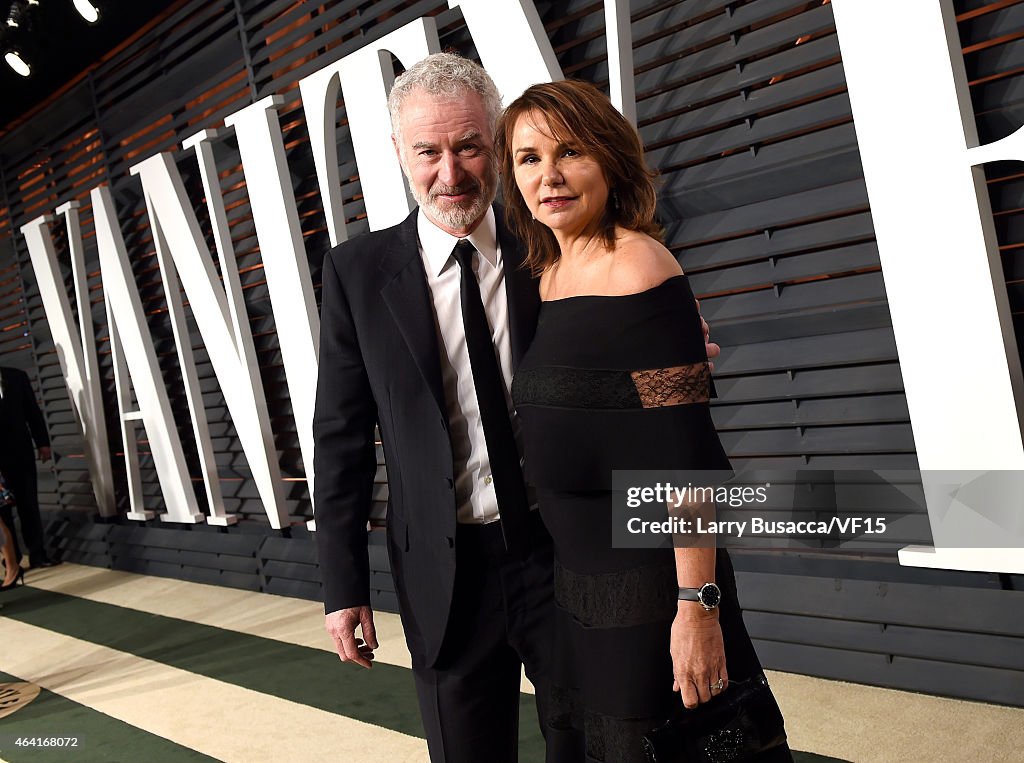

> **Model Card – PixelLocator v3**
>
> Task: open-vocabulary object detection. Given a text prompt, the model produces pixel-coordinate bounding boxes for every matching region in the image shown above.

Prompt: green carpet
[0,584,846,762]
[0,669,215,763]
[0,585,545,758]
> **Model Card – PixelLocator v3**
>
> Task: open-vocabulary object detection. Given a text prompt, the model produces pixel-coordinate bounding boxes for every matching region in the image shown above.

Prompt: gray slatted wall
[0,0,1022,705]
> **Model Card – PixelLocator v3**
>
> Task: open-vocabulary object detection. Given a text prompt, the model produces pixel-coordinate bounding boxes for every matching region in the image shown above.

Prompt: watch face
[699,583,722,609]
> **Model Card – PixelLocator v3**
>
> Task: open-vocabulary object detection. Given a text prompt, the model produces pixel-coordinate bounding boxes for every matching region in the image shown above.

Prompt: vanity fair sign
[832,0,1024,574]
[20,0,568,531]
[17,0,1024,572]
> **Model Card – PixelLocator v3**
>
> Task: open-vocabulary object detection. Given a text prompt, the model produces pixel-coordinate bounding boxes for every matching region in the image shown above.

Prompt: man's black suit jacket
[0,366,49,466]
[313,206,540,668]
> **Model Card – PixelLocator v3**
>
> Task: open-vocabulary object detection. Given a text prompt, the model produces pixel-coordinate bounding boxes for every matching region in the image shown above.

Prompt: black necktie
[452,239,529,552]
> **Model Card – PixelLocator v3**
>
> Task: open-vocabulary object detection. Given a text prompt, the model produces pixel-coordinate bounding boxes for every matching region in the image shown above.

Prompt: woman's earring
[613,190,620,211]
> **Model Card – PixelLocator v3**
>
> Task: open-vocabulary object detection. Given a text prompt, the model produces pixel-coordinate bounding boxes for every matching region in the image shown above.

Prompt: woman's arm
[671,543,727,708]
[610,232,729,708]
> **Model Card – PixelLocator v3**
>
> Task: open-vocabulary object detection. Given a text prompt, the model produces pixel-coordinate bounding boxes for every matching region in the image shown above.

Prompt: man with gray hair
[314,52,717,761]
[313,52,558,761]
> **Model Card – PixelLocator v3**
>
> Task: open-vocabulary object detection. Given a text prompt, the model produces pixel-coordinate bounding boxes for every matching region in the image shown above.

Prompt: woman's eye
[562,148,579,158]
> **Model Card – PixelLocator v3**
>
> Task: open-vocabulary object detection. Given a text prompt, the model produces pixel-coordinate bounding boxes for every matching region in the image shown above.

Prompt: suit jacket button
[445,477,454,489]
[445,536,454,548]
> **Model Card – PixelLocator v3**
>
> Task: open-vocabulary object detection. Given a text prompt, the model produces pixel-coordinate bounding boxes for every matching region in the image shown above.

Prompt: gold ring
[711,678,724,691]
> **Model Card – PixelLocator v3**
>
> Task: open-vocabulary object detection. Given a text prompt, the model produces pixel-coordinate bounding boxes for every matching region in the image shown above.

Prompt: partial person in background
[499,80,792,762]
[0,469,24,589]
[0,365,58,569]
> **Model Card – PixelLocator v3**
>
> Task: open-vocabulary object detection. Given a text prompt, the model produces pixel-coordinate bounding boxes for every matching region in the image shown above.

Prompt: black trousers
[0,457,48,563]
[412,514,566,763]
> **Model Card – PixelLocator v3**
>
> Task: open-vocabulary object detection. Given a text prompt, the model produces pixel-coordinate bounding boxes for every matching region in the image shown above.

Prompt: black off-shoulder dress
[512,275,791,763]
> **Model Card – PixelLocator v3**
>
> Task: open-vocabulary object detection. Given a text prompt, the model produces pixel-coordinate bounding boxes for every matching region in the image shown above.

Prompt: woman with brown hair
[498,80,791,762]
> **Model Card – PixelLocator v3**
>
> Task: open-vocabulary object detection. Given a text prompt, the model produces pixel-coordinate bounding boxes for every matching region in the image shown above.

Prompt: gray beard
[412,179,497,232]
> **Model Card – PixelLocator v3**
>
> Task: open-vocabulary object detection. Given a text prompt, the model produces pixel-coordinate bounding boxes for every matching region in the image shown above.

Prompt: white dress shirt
[417,207,523,524]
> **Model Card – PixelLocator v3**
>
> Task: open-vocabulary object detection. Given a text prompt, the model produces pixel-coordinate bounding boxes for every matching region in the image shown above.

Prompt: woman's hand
[697,300,720,371]
[670,607,728,709]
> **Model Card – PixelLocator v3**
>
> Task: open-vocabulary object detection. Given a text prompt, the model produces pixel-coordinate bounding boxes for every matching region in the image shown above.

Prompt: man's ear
[392,133,410,177]
[392,134,402,165]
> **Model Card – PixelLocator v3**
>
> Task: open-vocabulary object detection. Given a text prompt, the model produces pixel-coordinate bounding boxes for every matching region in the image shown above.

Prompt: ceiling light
[6,1,27,28]
[73,0,100,24]
[4,49,30,77]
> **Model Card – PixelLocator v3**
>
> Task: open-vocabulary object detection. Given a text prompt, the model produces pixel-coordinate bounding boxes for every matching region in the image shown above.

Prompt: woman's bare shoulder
[607,231,682,295]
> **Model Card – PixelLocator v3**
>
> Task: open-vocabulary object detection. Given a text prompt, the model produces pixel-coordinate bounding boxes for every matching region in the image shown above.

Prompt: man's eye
[460,144,478,153]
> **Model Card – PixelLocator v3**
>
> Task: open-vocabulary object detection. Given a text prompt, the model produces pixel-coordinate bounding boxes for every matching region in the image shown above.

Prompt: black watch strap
[677,587,702,602]
[678,582,721,610]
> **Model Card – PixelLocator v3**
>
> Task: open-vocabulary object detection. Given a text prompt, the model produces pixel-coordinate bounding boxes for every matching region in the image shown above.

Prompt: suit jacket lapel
[496,206,540,370]
[379,210,448,420]
[377,206,539,420]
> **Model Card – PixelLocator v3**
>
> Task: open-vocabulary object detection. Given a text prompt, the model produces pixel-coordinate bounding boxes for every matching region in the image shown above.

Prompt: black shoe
[0,569,24,591]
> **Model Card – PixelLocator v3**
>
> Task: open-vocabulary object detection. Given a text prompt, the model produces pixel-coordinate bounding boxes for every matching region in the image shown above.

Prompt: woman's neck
[553,222,611,264]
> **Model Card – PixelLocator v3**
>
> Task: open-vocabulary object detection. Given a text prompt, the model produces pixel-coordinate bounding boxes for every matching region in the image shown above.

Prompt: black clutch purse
[642,673,787,763]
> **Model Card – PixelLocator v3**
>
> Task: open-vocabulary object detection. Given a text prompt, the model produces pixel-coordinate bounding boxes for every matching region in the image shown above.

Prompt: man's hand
[696,300,720,371]
[37,446,52,462]
[325,605,378,669]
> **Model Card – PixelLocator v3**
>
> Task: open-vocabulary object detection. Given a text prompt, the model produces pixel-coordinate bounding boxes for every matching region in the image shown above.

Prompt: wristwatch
[678,582,722,611]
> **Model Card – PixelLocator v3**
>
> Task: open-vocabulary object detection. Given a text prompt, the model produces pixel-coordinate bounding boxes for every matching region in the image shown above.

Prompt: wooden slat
[754,640,1024,707]
[712,394,910,430]
[735,572,1024,636]
[716,327,897,375]
[712,364,906,403]
[638,30,841,116]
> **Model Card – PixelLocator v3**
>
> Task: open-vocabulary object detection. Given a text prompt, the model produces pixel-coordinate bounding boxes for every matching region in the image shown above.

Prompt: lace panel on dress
[513,363,712,410]
[630,362,711,408]
[545,684,660,762]
[512,366,640,409]
[554,559,678,629]
[546,682,582,732]
[585,710,662,763]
